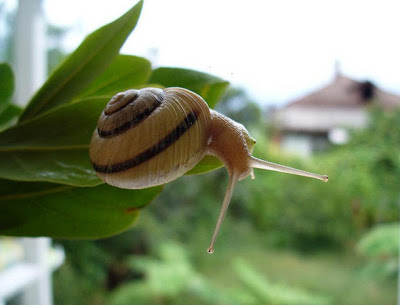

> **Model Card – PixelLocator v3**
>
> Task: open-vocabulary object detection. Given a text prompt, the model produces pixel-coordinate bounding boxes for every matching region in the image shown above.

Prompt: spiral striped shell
[89,87,212,189]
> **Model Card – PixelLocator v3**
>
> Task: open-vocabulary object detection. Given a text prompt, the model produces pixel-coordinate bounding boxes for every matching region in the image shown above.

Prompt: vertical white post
[15,1,53,305]
[15,0,47,106]
[21,238,53,305]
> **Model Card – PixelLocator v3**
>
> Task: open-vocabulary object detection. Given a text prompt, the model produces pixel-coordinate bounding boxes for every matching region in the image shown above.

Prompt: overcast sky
[6,0,400,106]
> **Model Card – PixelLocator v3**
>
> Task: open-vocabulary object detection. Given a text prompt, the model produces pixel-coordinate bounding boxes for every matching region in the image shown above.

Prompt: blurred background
[0,0,399,305]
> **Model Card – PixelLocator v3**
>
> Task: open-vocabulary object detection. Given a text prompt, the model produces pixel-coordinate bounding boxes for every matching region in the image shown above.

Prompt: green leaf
[0,104,22,132]
[0,64,20,132]
[0,63,14,107]
[0,97,109,186]
[76,55,151,99]
[19,1,143,122]
[0,178,163,238]
[185,155,223,175]
[357,222,399,258]
[149,67,229,108]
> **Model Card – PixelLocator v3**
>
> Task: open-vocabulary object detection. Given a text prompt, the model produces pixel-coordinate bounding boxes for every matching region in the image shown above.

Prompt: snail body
[89,87,328,254]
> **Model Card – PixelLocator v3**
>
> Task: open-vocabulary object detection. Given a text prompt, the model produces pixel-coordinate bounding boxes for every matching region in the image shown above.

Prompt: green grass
[180,219,397,305]
[55,211,397,305]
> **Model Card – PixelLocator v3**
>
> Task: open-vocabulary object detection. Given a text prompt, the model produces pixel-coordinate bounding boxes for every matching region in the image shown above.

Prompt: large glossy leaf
[0,63,14,106]
[0,178,163,238]
[149,67,229,108]
[0,97,109,186]
[19,1,143,122]
[76,55,151,99]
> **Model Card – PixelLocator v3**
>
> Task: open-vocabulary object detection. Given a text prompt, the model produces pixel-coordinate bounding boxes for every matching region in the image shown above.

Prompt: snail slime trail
[89,87,328,254]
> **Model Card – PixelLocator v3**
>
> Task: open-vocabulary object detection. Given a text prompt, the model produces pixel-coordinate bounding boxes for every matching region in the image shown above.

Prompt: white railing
[0,240,64,305]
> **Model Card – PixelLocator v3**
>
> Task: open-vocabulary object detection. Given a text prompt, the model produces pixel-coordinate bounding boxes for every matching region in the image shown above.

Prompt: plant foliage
[0,1,229,239]
[109,242,331,305]
[357,222,399,278]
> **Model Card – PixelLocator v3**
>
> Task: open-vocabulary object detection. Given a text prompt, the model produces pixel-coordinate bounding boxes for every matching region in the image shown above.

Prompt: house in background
[272,72,400,157]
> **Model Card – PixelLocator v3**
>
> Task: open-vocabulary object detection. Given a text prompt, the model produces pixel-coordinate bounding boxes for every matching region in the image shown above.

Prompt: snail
[89,87,328,254]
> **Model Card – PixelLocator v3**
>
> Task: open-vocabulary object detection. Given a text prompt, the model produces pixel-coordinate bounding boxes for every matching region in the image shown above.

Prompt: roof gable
[285,74,400,109]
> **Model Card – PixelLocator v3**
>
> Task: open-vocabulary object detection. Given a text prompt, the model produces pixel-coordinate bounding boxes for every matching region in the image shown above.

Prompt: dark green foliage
[53,241,110,305]
[0,63,13,103]
[0,179,162,238]
[0,96,111,185]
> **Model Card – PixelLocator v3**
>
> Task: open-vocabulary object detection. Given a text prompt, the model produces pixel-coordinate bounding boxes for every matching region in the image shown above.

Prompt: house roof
[274,74,400,133]
[285,74,400,110]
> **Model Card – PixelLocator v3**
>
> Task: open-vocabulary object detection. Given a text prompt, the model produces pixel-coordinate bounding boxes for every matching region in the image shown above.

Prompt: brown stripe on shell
[97,88,164,138]
[98,99,162,138]
[92,110,200,173]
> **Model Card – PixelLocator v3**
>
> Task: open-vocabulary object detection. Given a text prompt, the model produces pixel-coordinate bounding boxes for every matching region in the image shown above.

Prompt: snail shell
[89,87,211,189]
[89,87,328,254]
